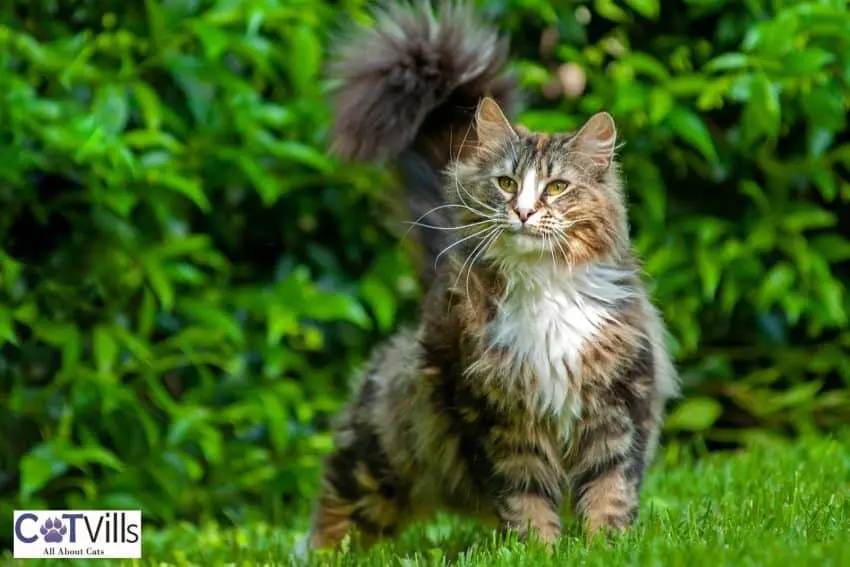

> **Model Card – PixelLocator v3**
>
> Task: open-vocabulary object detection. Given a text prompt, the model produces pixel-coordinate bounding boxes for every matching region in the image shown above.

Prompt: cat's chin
[503,231,548,254]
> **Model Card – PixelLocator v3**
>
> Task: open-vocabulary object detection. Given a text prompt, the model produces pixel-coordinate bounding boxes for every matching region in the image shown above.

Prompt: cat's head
[447,98,629,271]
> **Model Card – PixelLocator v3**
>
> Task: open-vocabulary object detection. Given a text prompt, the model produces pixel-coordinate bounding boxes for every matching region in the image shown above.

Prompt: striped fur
[297,1,679,559]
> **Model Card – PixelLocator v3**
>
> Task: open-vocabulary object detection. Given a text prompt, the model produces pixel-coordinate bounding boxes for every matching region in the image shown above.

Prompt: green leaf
[782,206,836,231]
[812,169,837,201]
[648,89,673,124]
[811,234,850,262]
[594,0,630,22]
[781,48,835,75]
[36,322,78,346]
[20,444,68,499]
[144,0,168,48]
[132,82,163,131]
[61,328,81,374]
[624,0,659,19]
[759,263,795,307]
[819,279,847,325]
[236,154,281,205]
[142,257,174,311]
[360,277,396,333]
[272,141,332,173]
[65,446,124,471]
[155,171,211,212]
[667,107,718,163]
[742,73,781,144]
[665,397,723,432]
[92,84,129,136]
[93,325,118,375]
[801,81,845,131]
[114,327,152,364]
[696,249,721,300]
[167,54,214,127]
[267,303,299,345]
[262,395,290,452]
[303,294,371,329]
[192,20,230,60]
[739,180,771,213]
[288,25,321,93]
[704,52,750,72]
[0,306,17,345]
[627,53,669,80]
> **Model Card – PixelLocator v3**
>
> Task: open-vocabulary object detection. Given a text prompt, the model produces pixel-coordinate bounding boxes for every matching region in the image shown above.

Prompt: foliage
[4,431,850,566]
[0,0,418,534]
[1,0,849,537]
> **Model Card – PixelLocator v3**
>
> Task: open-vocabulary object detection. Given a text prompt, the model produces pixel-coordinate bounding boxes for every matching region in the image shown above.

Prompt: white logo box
[13,510,142,559]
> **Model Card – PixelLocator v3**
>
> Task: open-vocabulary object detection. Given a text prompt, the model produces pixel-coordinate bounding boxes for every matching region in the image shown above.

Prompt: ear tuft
[573,111,617,169]
[475,97,517,150]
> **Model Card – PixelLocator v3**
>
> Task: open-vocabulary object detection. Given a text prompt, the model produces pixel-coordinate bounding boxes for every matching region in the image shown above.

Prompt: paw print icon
[40,518,67,543]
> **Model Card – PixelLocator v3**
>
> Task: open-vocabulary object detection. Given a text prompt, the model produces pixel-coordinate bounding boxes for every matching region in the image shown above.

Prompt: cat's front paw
[585,516,630,545]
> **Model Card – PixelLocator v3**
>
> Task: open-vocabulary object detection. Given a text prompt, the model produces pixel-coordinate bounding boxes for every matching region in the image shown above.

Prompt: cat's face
[447,98,626,270]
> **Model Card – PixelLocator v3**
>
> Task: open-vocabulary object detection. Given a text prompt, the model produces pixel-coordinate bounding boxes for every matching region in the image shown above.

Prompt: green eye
[497,176,518,193]
[545,180,570,196]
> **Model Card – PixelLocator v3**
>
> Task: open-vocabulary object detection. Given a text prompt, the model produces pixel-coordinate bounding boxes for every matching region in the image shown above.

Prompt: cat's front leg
[495,488,562,546]
[482,435,564,546]
[569,355,658,540]
[570,444,640,540]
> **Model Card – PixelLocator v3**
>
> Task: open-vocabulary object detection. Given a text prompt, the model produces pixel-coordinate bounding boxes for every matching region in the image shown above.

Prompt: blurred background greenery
[1,0,849,541]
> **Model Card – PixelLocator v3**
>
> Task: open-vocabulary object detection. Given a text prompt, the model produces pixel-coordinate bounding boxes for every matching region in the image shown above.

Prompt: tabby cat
[296,1,679,558]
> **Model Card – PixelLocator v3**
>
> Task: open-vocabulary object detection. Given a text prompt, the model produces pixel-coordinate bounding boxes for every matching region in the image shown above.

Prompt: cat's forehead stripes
[494,132,581,191]
[535,134,551,179]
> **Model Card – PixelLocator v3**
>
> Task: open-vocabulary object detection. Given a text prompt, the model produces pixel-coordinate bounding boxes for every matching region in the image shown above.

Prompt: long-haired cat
[296,1,679,558]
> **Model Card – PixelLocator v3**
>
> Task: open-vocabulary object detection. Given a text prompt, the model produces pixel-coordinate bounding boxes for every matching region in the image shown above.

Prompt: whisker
[451,226,499,296]
[455,118,475,162]
[448,121,501,215]
[403,218,498,232]
[412,202,491,225]
[434,224,499,268]
[402,202,493,240]
[547,230,558,267]
[549,225,572,267]
[448,126,501,216]
[454,175,499,214]
[464,228,502,300]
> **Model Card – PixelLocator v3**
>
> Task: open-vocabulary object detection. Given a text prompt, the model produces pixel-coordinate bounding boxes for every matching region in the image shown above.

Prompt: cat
[296,1,679,558]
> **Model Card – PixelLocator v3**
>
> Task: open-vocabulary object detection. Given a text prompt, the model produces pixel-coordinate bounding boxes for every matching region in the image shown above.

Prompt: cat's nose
[514,206,536,223]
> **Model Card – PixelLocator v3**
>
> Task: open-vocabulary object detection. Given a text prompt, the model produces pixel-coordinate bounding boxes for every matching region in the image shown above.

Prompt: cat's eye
[545,180,570,196]
[496,176,518,193]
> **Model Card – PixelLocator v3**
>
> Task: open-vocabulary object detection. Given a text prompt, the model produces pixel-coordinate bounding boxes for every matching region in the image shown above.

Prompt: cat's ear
[475,97,517,150]
[573,111,617,169]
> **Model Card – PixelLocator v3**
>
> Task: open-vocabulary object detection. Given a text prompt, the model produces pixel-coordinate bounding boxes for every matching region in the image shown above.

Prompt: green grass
[5,432,850,566]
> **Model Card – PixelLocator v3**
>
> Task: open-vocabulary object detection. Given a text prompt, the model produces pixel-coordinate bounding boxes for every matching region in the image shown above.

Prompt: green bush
[0,0,419,531]
[1,0,848,535]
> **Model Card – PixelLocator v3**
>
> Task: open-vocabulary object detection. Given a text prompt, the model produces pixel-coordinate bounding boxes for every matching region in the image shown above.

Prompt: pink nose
[515,207,536,223]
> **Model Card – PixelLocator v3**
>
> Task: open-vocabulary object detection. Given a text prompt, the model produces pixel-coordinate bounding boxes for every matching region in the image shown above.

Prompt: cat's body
[299,1,678,556]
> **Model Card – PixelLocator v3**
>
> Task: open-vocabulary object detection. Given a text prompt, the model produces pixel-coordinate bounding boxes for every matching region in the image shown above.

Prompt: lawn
[5,432,849,566]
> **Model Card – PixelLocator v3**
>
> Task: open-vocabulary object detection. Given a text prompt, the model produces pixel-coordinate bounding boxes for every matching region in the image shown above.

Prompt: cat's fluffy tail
[326,1,517,289]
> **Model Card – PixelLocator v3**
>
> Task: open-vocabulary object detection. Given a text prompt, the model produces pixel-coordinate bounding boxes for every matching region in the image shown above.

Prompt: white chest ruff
[483,264,632,420]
